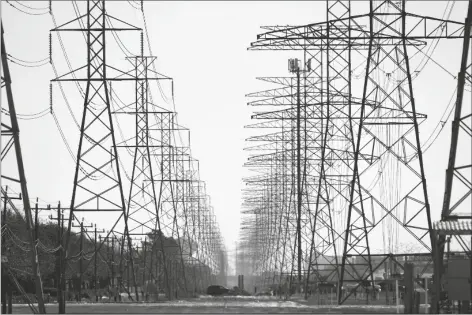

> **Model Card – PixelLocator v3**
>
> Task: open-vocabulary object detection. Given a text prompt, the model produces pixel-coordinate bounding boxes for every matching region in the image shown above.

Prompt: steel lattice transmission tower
[243,73,326,292]
[50,0,141,311]
[1,23,46,314]
[247,0,471,304]
[432,1,472,312]
[152,111,191,297]
[114,55,174,300]
[339,1,435,302]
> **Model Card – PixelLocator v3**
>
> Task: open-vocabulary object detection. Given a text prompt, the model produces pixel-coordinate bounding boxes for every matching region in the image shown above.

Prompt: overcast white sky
[1,1,470,274]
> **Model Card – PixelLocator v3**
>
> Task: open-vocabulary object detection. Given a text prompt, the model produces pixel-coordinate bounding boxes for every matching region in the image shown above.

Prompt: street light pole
[288,58,307,294]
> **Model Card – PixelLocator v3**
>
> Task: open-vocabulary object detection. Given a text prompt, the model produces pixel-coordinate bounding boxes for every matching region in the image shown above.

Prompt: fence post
[396,279,399,314]
[425,278,428,314]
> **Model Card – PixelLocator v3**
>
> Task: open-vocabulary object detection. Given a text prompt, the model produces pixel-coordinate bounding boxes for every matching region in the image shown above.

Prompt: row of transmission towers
[1,0,227,313]
[238,0,471,308]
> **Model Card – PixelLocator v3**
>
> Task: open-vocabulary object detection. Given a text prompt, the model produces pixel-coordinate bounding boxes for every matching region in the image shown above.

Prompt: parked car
[207,285,230,296]
[343,281,381,293]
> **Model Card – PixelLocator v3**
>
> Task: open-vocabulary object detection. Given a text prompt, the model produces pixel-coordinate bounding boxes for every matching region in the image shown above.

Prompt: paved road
[12,296,405,313]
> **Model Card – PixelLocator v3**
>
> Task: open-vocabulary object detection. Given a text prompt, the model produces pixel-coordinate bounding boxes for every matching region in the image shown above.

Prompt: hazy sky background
[1,1,470,274]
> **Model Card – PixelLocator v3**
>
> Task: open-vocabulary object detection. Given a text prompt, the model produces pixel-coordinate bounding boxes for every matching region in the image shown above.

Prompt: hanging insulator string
[49,84,53,113]
[49,32,52,64]
[140,31,144,57]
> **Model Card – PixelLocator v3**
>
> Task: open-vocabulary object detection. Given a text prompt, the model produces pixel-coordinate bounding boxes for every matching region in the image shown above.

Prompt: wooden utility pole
[126,260,130,293]
[79,220,85,302]
[156,250,159,296]
[79,219,85,302]
[72,218,92,302]
[112,235,115,289]
[48,202,66,313]
[34,199,39,242]
[95,225,98,301]
[119,235,124,299]
[125,237,141,301]
[105,234,109,286]
[118,236,134,301]
[99,234,103,295]
[143,240,147,301]
[38,200,71,310]
[93,225,105,302]
[57,204,63,312]
[104,233,123,300]
[149,241,153,296]
[60,209,65,311]
[135,243,142,302]
[122,236,130,297]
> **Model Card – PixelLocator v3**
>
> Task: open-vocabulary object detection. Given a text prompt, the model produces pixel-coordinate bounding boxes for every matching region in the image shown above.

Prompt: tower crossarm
[249,13,468,51]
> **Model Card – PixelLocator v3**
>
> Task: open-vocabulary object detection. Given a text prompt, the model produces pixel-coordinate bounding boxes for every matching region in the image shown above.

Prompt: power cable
[10,0,49,11]
[7,53,49,64]
[5,0,49,15]
[1,108,50,120]
[7,57,49,68]
[51,110,77,165]
[50,61,80,128]
[419,86,457,154]
[127,1,141,11]
[51,12,87,100]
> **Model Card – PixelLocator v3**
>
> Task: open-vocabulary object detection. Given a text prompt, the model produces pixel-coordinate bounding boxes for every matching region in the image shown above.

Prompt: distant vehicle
[318,282,337,290]
[343,281,381,293]
[207,285,230,296]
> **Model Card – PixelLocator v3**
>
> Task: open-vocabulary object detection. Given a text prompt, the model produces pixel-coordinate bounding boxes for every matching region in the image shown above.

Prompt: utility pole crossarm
[50,13,141,32]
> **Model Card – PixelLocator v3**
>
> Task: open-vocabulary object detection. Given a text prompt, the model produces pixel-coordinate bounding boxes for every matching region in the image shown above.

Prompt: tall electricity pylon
[152,112,190,297]
[305,1,354,295]
[247,0,471,304]
[50,0,141,311]
[433,1,472,312]
[244,73,325,292]
[1,23,46,314]
[114,55,173,300]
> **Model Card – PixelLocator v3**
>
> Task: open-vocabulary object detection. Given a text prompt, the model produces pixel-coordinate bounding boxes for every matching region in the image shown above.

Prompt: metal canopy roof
[433,220,472,235]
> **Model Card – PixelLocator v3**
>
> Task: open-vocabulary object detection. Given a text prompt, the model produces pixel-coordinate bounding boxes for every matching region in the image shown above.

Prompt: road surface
[12,296,408,313]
